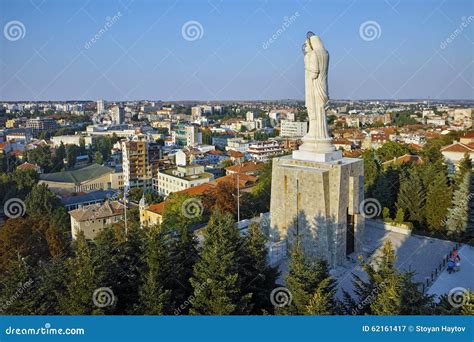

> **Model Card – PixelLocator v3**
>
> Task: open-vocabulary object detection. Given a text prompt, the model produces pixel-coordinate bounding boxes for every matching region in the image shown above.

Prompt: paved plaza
[275,224,465,300]
[427,245,474,299]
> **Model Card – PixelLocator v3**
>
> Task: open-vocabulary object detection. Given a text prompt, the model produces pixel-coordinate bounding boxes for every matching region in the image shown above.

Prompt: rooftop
[40,164,114,184]
[440,142,474,153]
[17,162,40,171]
[226,161,264,174]
[146,173,257,215]
[160,167,213,181]
[69,200,125,222]
[61,189,118,207]
[227,150,244,158]
[382,154,423,166]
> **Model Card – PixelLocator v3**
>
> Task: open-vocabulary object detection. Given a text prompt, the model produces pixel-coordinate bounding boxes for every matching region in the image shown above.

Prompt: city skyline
[1,0,473,101]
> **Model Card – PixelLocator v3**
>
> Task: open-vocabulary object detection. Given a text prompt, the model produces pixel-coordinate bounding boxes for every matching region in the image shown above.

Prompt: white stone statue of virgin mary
[295,32,340,160]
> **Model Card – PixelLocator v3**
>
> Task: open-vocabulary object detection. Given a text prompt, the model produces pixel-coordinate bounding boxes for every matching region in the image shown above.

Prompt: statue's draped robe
[304,45,330,140]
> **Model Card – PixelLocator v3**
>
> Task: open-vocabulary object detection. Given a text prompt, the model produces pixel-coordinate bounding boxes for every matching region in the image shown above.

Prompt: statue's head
[303,31,325,53]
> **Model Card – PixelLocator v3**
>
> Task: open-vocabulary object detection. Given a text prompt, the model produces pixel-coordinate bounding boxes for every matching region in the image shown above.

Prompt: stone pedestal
[269,155,364,268]
[292,149,342,162]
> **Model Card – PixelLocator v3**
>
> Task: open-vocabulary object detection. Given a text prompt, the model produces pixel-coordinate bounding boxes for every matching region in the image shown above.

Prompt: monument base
[269,155,365,268]
[292,149,343,162]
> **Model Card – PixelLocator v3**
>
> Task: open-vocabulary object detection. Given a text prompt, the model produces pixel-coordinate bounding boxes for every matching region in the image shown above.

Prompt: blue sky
[0,0,472,101]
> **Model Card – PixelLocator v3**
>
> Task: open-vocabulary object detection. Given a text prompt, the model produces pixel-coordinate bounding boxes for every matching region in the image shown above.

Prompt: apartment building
[247,140,282,162]
[25,117,57,133]
[280,120,308,138]
[122,135,161,191]
[153,164,213,196]
[69,200,125,239]
[172,124,202,147]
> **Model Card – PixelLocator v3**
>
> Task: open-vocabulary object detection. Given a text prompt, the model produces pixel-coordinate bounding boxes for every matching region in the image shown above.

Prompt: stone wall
[365,218,412,235]
[269,155,364,268]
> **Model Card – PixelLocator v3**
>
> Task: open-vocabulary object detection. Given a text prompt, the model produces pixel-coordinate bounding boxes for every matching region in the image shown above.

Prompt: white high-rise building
[172,125,202,147]
[286,112,296,121]
[280,120,308,138]
[246,111,255,122]
[97,100,105,114]
[191,106,203,120]
[110,106,125,125]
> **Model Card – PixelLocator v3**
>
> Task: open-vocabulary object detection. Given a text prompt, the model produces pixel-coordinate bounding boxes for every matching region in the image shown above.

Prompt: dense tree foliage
[343,240,434,315]
[282,239,338,315]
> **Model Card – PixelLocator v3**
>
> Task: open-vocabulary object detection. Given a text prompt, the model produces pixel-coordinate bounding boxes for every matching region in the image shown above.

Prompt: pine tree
[396,170,425,226]
[305,274,338,315]
[34,256,68,314]
[59,233,98,315]
[399,272,434,315]
[366,241,402,315]
[394,208,405,224]
[458,152,472,180]
[112,225,145,314]
[167,221,198,313]
[25,184,64,218]
[190,210,250,315]
[94,151,104,165]
[91,227,120,314]
[461,290,474,315]
[0,257,36,315]
[372,167,400,216]
[137,225,171,314]
[371,275,402,315]
[160,194,200,313]
[284,240,337,315]
[362,150,380,195]
[56,141,66,160]
[345,240,432,315]
[240,222,279,314]
[446,172,471,237]
[425,172,451,231]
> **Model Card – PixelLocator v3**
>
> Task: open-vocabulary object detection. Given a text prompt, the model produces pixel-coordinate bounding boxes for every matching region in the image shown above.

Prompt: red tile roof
[226,161,264,174]
[382,154,423,166]
[441,142,474,153]
[227,150,244,158]
[207,149,224,155]
[145,174,258,214]
[333,138,352,145]
[147,202,166,215]
[17,162,39,171]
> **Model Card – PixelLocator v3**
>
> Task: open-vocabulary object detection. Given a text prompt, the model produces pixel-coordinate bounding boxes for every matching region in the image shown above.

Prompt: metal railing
[421,242,463,293]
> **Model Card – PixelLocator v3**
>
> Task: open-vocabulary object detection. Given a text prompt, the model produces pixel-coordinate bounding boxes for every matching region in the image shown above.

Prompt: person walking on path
[447,258,455,274]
